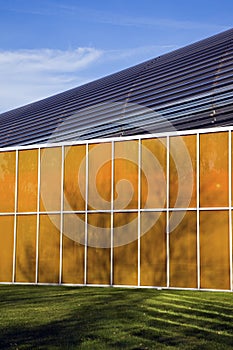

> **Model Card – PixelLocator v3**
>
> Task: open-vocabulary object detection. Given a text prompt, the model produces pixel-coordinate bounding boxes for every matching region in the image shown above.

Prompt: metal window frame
[0,124,232,292]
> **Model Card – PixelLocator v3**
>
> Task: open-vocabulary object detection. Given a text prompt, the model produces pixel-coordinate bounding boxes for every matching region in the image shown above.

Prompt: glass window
[38,214,60,283]
[170,211,197,288]
[87,213,111,284]
[15,215,37,283]
[114,141,138,210]
[88,143,111,210]
[141,138,166,209]
[18,149,38,213]
[140,212,166,287]
[200,132,228,207]
[40,147,62,212]
[170,135,196,208]
[62,214,85,284]
[0,151,16,213]
[200,211,230,290]
[64,145,86,211]
[0,216,14,282]
[113,213,138,285]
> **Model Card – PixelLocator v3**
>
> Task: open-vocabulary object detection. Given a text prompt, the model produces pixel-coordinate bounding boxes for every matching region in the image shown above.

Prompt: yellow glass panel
[15,215,37,283]
[170,211,197,288]
[87,214,111,284]
[141,138,166,209]
[38,214,60,283]
[62,214,85,284]
[114,141,138,210]
[170,135,196,208]
[0,216,14,282]
[88,143,111,210]
[200,132,228,207]
[64,145,86,211]
[200,211,230,290]
[40,147,62,212]
[140,212,166,287]
[113,213,138,285]
[18,150,38,213]
[0,151,15,213]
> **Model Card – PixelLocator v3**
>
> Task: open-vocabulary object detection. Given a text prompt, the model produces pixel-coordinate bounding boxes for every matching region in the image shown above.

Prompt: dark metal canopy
[0,28,233,147]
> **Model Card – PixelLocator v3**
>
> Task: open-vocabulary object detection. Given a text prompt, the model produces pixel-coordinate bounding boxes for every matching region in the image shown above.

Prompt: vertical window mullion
[110,141,114,286]
[197,133,200,290]
[138,139,141,287]
[59,145,64,284]
[166,136,170,288]
[84,143,88,285]
[12,149,19,283]
[229,131,232,291]
[35,148,41,284]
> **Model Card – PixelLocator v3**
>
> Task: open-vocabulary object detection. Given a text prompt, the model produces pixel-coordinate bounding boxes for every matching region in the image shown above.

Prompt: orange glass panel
[62,214,85,284]
[141,138,166,209]
[0,216,14,282]
[170,135,196,208]
[40,147,62,212]
[200,132,228,207]
[140,212,166,287]
[170,211,197,288]
[18,149,38,213]
[200,211,230,290]
[0,151,15,213]
[15,215,37,283]
[87,214,111,284]
[88,143,111,210]
[64,145,86,211]
[113,213,138,285]
[38,214,60,283]
[114,141,138,210]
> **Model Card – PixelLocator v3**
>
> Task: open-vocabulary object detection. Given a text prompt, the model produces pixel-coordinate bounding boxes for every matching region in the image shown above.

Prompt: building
[0,28,233,291]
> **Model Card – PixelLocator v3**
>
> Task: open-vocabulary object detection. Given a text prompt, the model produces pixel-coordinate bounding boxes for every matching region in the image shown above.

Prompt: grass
[0,286,232,349]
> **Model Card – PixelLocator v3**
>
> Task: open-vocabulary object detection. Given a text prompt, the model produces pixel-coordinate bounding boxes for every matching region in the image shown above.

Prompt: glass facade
[0,130,232,291]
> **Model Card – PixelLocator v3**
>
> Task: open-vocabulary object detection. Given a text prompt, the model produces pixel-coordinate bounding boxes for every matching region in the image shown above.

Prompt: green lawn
[0,286,232,349]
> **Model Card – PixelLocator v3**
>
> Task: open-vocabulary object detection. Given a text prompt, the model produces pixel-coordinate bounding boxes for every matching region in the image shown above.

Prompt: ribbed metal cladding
[0,28,233,147]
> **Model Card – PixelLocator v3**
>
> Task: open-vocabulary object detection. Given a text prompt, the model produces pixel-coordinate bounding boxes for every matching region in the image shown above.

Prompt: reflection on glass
[113,213,138,285]
[140,212,166,286]
[200,132,228,207]
[62,214,85,284]
[15,215,37,283]
[88,143,111,210]
[18,149,38,212]
[87,214,111,284]
[38,214,60,283]
[200,211,230,290]
[40,147,62,212]
[64,145,86,211]
[170,211,197,288]
[0,151,15,213]
[170,135,196,208]
[114,141,138,210]
[0,216,14,282]
[141,138,166,209]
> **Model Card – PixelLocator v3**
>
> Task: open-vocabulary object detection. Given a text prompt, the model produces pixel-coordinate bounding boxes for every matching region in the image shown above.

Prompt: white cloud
[0,47,102,73]
[0,44,174,113]
[0,47,103,112]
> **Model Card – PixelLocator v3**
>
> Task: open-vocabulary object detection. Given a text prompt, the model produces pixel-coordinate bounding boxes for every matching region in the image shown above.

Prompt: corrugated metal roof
[0,28,233,147]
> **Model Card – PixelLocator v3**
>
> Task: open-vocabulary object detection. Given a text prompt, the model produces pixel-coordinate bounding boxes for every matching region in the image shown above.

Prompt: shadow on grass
[0,286,232,350]
[0,286,155,349]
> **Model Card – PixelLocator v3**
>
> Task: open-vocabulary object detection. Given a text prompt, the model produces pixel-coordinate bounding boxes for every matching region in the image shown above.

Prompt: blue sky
[0,0,232,112]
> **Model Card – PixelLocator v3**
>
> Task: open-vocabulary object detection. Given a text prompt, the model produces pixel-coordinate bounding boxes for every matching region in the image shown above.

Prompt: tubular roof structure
[0,28,233,147]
